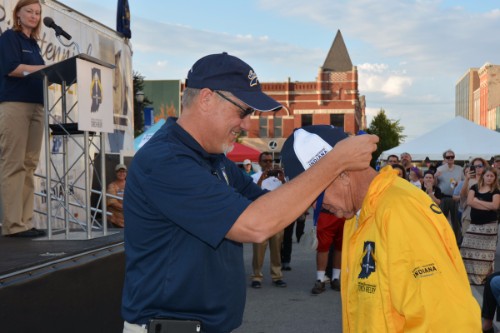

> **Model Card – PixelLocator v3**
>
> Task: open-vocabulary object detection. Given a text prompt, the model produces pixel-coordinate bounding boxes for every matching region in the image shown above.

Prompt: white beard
[223,142,235,155]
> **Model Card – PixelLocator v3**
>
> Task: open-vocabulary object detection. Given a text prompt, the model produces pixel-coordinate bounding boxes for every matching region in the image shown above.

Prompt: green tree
[365,109,406,168]
[133,71,153,137]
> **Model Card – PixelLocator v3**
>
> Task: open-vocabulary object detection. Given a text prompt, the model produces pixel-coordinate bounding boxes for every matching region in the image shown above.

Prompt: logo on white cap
[293,128,333,170]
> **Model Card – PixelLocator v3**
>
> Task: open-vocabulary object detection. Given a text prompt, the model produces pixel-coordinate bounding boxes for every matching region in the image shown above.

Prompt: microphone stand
[56,35,81,55]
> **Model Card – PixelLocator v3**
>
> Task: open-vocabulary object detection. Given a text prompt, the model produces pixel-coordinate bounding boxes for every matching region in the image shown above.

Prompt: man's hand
[331,134,379,171]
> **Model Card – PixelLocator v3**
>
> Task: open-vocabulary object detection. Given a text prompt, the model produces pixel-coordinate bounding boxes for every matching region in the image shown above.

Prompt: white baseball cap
[115,164,127,172]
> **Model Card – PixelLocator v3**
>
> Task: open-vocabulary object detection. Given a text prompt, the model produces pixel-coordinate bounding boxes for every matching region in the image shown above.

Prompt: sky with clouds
[61,0,499,141]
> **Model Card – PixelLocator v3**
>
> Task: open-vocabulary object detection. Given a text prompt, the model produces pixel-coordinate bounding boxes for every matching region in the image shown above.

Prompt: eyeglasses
[473,164,484,168]
[215,91,255,119]
[261,159,273,163]
[445,156,455,159]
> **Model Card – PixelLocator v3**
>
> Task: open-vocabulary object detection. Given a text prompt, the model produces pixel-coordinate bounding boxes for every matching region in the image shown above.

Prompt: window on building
[330,114,344,129]
[274,117,282,138]
[301,114,312,127]
[496,106,500,131]
[259,117,268,137]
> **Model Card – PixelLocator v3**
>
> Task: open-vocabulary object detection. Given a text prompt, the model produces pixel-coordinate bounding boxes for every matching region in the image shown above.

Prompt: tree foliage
[133,71,153,137]
[365,109,406,167]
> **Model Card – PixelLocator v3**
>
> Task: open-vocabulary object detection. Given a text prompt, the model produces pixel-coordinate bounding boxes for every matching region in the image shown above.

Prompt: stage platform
[0,228,125,333]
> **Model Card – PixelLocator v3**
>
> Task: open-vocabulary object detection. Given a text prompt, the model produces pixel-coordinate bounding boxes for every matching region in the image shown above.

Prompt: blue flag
[117,0,131,39]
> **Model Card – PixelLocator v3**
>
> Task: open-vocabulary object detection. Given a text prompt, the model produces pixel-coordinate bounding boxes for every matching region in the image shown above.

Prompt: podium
[30,54,115,240]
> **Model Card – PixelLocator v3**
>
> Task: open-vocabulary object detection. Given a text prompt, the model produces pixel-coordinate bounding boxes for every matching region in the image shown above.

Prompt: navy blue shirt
[122,118,265,333]
[0,29,44,103]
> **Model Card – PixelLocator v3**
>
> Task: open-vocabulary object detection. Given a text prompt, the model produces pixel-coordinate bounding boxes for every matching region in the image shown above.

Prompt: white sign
[76,58,114,133]
[268,140,278,150]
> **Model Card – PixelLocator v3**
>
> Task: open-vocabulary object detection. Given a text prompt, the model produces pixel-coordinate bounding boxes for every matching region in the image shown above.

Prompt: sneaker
[311,280,326,294]
[282,263,292,271]
[251,281,262,289]
[272,279,287,288]
[331,278,341,291]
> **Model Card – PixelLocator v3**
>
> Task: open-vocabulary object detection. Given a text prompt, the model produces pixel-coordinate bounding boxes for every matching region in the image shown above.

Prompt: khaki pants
[0,102,44,235]
[251,230,284,282]
[123,322,147,333]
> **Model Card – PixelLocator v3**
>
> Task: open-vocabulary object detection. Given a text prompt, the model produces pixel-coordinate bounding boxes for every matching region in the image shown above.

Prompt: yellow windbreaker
[341,166,481,332]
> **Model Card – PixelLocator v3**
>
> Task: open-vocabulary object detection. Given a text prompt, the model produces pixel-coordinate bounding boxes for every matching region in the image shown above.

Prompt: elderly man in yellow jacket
[282,125,481,332]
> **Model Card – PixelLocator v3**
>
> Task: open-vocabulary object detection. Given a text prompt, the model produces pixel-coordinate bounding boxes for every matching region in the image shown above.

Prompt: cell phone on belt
[148,318,201,333]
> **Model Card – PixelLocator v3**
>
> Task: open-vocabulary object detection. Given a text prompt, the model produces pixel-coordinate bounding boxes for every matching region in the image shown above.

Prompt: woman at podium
[0,0,46,238]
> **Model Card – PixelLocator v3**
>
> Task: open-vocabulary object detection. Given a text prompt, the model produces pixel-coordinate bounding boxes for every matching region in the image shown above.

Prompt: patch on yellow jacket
[412,263,439,279]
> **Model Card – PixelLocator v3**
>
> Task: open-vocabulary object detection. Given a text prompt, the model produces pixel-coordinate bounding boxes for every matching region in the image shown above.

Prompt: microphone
[43,17,72,40]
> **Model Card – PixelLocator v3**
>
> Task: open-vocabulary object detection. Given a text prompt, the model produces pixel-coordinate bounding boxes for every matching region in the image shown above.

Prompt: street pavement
[234,214,500,333]
[235,218,343,333]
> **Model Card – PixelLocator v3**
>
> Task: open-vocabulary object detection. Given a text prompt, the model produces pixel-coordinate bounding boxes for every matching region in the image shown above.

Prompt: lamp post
[135,90,145,104]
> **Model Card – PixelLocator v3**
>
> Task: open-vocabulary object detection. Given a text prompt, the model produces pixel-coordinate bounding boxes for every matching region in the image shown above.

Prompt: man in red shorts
[311,210,345,294]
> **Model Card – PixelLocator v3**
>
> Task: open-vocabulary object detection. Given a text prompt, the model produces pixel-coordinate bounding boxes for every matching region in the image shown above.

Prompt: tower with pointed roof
[323,30,353,72]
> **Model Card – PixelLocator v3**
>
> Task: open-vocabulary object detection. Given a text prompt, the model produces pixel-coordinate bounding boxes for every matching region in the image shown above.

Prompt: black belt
[441,195,452,198]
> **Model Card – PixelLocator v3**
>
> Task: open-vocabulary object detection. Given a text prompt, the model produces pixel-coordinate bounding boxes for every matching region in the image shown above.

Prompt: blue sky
[61,0,500,141]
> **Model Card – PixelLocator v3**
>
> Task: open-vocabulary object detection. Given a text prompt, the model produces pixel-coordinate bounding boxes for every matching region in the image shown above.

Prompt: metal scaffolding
[32,54,116,240]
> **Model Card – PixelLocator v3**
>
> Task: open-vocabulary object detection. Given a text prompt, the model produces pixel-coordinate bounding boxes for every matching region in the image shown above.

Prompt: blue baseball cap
[281,125,348,180]
[186,52,282,112]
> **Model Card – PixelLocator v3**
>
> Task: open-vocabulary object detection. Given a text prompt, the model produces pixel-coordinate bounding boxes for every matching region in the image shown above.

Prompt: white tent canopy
[380,116,500,161]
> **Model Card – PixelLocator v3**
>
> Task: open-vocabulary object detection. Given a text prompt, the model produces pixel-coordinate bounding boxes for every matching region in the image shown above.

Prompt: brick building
[241,30,366,153]
[456,63,500,132]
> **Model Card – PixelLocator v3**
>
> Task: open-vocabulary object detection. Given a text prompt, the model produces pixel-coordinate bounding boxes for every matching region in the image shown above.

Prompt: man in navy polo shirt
[121,52,379,333]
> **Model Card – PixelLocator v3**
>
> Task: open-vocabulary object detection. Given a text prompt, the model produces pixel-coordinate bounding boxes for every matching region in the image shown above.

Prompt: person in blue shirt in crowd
[121,52,378,333]
[0,0,46,238]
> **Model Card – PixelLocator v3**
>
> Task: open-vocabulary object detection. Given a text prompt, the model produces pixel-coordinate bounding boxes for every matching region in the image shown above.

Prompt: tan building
[455,68,479,121]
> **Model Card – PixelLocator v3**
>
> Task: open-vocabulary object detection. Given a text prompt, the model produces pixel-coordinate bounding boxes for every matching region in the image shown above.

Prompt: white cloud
[358,63,388,73]
[358,63,413,97]
[485,8,500,18]
[236,34,254,40]
[381,76,413,97]
[156,60,167,68]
